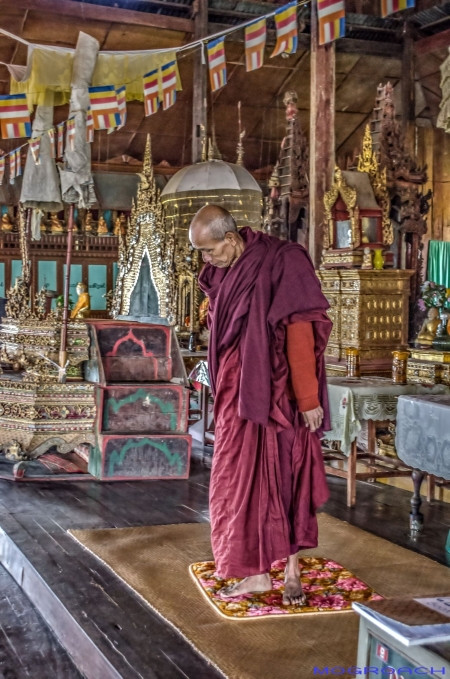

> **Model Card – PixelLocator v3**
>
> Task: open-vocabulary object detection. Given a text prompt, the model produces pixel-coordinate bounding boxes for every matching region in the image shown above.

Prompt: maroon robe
[198,228,332,578]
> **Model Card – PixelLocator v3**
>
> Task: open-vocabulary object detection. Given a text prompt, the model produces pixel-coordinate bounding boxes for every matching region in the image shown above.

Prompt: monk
[189,205,332,606]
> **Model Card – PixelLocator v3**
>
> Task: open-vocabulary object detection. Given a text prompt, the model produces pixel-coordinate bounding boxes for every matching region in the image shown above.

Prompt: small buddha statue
[1,212,13,232]
[361,247,373,270]
[97,214,109,235]
[50,212,64,234]
[416,307,441,346]
[85,210,94,234]
[70,282,91,320]
[113,216,121,236]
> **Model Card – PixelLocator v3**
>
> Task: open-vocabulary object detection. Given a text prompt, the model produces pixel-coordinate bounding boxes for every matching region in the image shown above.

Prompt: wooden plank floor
[0,565,82,679]
[0,450,448,679]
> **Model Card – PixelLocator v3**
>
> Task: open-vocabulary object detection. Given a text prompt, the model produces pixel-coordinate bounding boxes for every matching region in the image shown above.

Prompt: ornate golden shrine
[322,128,393,269]
[111,135,176,324]
[111,135,200,334]
[319,123,416,375]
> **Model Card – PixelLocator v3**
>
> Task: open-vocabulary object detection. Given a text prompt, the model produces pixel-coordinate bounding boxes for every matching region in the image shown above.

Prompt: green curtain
[427,240,450,288]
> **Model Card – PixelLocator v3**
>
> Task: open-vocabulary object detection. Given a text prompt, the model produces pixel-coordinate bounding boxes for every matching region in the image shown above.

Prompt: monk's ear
[224,231,236,244]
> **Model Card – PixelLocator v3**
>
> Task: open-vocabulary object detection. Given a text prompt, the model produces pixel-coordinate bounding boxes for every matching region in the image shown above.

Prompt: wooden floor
[0,449,448,678]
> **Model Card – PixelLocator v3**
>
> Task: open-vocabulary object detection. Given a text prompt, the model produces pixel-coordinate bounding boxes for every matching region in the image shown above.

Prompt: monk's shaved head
[190,204,237,242]
[189,204,244,268]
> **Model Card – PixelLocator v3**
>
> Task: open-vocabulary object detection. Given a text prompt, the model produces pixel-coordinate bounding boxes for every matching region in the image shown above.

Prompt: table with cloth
[188,360,214,447]
[324,377,449,508]
[396,394,450,531]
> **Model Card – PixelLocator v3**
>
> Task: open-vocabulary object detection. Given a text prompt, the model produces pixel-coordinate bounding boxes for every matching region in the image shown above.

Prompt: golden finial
[357,125,378,175]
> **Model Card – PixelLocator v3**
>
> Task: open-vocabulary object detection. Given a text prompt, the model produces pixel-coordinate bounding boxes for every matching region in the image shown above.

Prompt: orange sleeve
[286,321,320,413]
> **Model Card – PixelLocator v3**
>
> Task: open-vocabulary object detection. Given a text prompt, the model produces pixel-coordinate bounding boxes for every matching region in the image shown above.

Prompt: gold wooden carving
[407,360,450,387]
[0,378,96,457]
[324,167,359,250]
[357,126,393,246]
[318,269,414,375]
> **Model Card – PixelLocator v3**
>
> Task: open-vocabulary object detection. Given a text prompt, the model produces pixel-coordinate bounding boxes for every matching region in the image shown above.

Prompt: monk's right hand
[302,406,324,433]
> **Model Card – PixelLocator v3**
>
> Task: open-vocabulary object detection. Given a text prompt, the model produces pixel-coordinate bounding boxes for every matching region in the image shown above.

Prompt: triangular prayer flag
[86,107,94,143]
[0,93,31,140]
[0,156,4,185]
[57,122,65,158]
[108,86,127,134]
[245,18,267,72]
[116,86,127,129]
[48,128,56,158]
[271,1,298,57]
[9,150,16,180]
[381,0,414,17]
[161,61,177,110]
[15,148,22,177]
[318,0,345,45]
[88,85,121,130]
[29,136,41,165]
[207,37,227,92]
[67,117,76,151]
[143,69,160,116]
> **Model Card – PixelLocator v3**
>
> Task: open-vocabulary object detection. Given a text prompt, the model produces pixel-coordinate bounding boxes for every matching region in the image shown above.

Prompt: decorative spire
[357,125,378,177]
[236,101,246,166]
[142,134,154,186]
[200,124,207,162]
[136,134,158,214]
[207,137,222,161]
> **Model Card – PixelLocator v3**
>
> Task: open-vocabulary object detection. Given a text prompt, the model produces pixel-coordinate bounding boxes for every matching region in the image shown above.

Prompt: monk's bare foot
[283,554,306,607]
[219,573,271,598]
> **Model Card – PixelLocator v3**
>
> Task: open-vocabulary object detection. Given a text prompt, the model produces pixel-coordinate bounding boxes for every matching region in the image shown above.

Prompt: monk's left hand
[302,406,324,432]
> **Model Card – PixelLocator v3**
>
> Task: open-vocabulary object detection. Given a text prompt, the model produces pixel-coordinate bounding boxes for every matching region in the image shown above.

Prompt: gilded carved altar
[0,209,96,463]
[318,268,414,375]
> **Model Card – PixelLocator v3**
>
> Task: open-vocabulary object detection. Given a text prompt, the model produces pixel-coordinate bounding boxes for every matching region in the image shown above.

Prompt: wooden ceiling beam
[0,0,194,34]
[415,27,450,55]
[214,25,402,57]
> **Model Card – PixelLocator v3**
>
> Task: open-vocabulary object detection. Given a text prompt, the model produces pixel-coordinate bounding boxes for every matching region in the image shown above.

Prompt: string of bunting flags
[0,0,416,150]
[0,117,71,185]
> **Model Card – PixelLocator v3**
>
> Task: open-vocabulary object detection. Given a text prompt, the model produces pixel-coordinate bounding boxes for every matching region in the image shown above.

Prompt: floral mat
[189,556,383,619]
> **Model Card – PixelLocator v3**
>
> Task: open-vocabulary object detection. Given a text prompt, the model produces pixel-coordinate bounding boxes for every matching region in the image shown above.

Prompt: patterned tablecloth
[395,394,450,480]
[324,377,449,457]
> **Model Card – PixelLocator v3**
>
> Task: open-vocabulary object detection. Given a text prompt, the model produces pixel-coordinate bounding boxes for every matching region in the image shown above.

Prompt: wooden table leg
[201,384,208,446]
[347,440,357,508]
[410,469,425,534]
[367,420,376,455]
[427,474,435,503]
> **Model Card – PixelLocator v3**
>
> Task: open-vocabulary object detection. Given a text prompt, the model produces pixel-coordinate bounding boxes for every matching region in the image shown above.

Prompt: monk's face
[190,227,239,268]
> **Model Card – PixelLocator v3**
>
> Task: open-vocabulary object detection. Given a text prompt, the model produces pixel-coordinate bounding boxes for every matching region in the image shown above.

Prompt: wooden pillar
[309,0,336,269]
[401,21,415,146]
[191,0,208,164]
